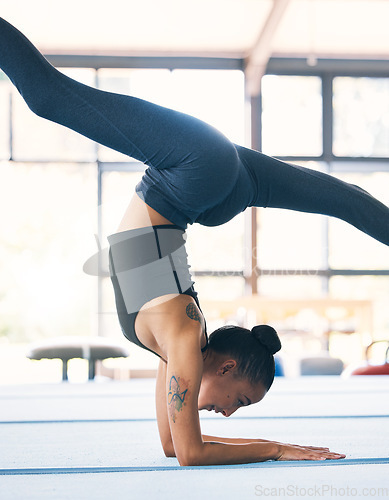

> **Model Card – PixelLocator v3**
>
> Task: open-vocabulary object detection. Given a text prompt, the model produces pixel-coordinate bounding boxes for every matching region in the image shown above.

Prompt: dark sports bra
[107,225,208,358]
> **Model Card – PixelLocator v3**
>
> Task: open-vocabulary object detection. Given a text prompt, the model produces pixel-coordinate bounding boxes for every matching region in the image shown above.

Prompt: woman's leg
[0,17,240,227]
[4,17,386,241]
[237,146,389,246]
[0,18,236,170]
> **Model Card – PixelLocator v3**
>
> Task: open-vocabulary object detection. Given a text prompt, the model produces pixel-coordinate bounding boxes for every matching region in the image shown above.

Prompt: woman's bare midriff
[116,192,174,232]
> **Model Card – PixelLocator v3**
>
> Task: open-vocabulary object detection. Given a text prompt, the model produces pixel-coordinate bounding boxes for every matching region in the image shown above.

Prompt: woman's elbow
[161,441,176,458]
[177,448,205,467]
[161,442,202,464]
[164,447,176,458]
[178,456,203,467]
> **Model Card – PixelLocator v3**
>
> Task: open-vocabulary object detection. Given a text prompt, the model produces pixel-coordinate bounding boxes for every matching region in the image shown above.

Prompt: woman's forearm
[165,435,277,457]
[186,440,280,466]
[202,434,275,445]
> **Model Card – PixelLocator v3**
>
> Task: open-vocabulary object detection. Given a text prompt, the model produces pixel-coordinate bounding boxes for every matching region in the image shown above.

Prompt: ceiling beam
[244,0,291,96]
[45,54,244,70]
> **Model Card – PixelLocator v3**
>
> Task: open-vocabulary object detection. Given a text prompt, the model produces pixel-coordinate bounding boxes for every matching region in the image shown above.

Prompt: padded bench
[26,336,130,381]
[300,354,344,376]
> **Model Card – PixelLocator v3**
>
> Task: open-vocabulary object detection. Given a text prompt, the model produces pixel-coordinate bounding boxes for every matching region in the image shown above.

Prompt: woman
[2,17,387,465]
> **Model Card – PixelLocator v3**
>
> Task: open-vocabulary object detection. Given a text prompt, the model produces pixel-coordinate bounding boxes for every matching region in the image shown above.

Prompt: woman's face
[197,358,267,417]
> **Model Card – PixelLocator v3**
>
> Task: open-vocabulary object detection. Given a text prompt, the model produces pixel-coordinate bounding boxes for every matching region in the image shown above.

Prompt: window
[333,77,389,157]
[0,161,96,342]
[261,75,322,157]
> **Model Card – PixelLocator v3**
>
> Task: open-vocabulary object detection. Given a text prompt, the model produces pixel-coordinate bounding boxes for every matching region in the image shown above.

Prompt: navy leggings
[1,17,388,245]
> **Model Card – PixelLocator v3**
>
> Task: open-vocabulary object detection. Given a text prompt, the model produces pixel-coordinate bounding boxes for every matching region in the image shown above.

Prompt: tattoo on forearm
[168,375,188,423]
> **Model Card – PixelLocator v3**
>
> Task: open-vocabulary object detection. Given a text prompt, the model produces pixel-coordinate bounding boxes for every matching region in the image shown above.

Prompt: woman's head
[197,324,281,417]
[207,324,281,389]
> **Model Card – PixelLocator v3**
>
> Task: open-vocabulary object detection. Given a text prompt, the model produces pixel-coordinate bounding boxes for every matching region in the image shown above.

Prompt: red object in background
[350,340,389,375]
[351,364,389,375]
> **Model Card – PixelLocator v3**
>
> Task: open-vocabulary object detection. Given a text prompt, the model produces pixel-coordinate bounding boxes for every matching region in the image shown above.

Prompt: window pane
[261,75,322,156]
[170,69,245,145]
[257,275,324,299]
[0,72,10,159]
[187,213,245,273]
[333,77,389,157]
[0,162,96,342]
[12,68,97,162]
[198,277,246,334]
[194,276,245,301]
[256,162,328,271]
[328,171,389,269]
[329,276,389,348]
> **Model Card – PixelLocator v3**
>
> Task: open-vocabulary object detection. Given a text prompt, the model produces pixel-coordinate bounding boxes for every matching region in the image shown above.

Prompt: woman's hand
[275,443,346,461]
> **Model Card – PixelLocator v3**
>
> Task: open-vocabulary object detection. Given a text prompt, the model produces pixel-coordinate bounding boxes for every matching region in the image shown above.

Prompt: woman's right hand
[275,443,346,461]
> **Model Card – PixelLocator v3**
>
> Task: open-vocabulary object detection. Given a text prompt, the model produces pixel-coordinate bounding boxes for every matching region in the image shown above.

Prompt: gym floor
[1,376,388,499]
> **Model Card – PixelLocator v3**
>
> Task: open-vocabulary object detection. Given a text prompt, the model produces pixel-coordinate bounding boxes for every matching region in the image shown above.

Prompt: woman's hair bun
[251,325,281,355]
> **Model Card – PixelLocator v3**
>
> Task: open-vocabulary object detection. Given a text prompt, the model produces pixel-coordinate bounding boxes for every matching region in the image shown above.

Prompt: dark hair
[207,324,281,390]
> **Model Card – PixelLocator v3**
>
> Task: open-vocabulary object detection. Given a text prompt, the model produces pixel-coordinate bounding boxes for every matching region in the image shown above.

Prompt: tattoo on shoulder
[168,375,188,423]
[186,303,202,324]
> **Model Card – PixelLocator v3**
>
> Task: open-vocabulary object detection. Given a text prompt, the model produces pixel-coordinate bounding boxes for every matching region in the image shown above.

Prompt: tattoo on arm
[186,303,203,326]
[168,375,188,423]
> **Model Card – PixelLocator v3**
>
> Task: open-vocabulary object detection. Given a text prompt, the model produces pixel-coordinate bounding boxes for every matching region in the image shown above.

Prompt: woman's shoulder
[137,293,204,352]
[142,293,203,330]
[171,294,205,332]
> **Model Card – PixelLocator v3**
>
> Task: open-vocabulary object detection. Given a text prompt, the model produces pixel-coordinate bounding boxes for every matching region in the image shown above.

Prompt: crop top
[107,225,208,358]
